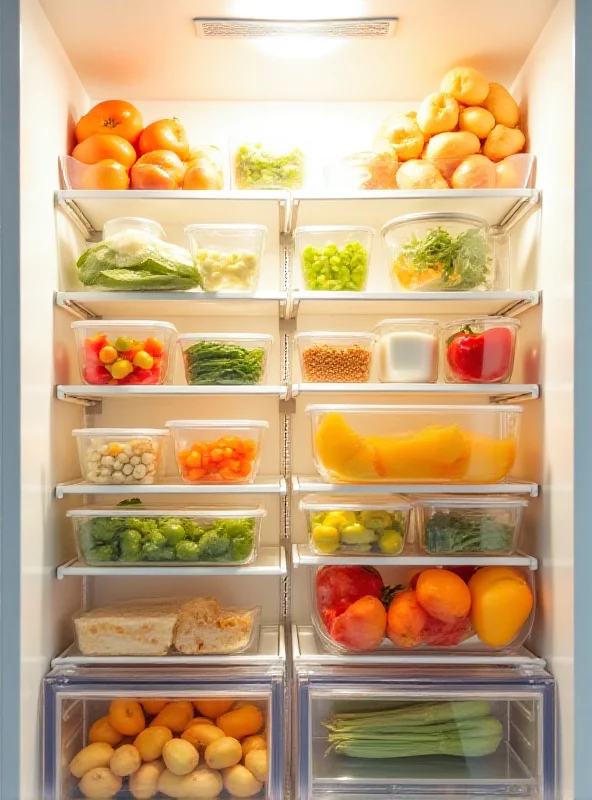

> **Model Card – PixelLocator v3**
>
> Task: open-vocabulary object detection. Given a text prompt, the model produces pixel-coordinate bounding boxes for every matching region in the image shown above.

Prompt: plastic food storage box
[178,333,273,385]
[311,563,535,654]
[381,212,504,292]
[295,226,374,292]
[68,505,266,566]
[296,332,376,383]
[441,316,521,384]
[232,140,305,189]
[300,494,411,556]
[184,223,267,292]
[414,495,527,555]
[307,404,521,484]
[72,320,177,386]
[44,666,285,800]
[166,420,268,484]
[373,319,439,383]
[324,150,399,190]
[73,428,169,485]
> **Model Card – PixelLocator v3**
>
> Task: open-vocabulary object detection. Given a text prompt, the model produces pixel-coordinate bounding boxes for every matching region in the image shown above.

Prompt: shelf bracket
[491,387,540,404]
[55,293,100,320]
[56,387,102,410]
[55,194,101,242]
[496,291,540,317]
[499,191,541,233]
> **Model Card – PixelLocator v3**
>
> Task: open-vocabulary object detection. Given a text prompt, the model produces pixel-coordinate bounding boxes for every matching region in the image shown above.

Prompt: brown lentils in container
[302,344,372,382]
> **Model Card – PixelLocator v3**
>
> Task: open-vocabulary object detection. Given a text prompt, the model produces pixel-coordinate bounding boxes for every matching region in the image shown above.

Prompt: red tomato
[447,326,513,382]
[316,566,384,619]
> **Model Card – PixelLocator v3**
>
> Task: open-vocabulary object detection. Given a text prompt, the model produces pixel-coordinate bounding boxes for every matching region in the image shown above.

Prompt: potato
[158,766,223,798]
[374,112,424,161]
[88,716,124,747]
[417,92,459,137]
[108,699,146,736]
[110,744,141,777]
[70,742,115,778]
[458,106,495,139]
[78,767,122,799]
[129,759,165,799]
[193,698,234,719]
[181,722,225,749]
[244,749,267,783]
[223,764,263,798]
[496,156,527,188]
[425,131,481,180]
[482,124,525,161]
[451,154,496,189]
[483,82,520,127]
[241,734,266,760]
[440,65,490,106]
[163,738,199,776]
[395,160,448,190]
[134,725,173,762]
[205,736,242,769]
[150,701,194,733]
[216,705,264,740]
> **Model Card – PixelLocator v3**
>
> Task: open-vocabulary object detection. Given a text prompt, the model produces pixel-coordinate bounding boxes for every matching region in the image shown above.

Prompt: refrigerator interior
[16,0,574,797]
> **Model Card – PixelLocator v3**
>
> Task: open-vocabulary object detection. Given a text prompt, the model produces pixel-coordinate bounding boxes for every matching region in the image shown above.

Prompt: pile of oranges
[70,100,223,191]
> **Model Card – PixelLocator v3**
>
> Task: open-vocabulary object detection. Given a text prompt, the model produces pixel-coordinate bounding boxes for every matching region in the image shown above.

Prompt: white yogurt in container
[374,319,439,383]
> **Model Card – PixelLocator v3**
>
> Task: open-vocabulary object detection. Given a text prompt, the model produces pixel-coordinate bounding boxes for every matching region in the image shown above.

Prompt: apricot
[183,156,224,190]
[79,159,130,190]
[216,705,264,740]
[483,124,525,161]
[162,738,199,775]
[131,150,186,190]
[181,722,225,749]
[496,156,526,188]
[193,698,234,719]
[458,106,495,139]
[108,699,146,736]
[440,66,490,106]
[374,112,424,161]
[110,744,141,777]
[78,767,122,799]
[88,716,124,747]
[129,759,165,799]
[70,742,114,778]
[140,699,168,716]
[451,154,496,189]
[139,118,190,160]
[417,92,459,137]
[416,569,472,623]
[425,131,481,181]
[72,133,136,169]
[134,725,173,761]
[245,749,267,783]
[149,700,194,733]
[386,589,429,648]
[483,82,520,127]
[395,159,448,190]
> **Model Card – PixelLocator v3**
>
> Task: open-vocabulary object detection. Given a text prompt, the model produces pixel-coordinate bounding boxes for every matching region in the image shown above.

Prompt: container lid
[305,404,523,414]
[441,316,521,330]
[300,493,411,511]
[177,333,273,342]
[184,224,267,232]
[67,505,266,518]
[72,428,169,436]
[165,420,269,429]
[381,212,487,236]
[295,225,375,234]
[413,495,528,508]
[295,331,377,341]
[373,319,439,330]
[71,320,177,331]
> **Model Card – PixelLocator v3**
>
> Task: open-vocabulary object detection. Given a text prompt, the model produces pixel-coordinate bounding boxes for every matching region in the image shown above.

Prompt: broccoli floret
[142,542,165,561]
[198,530,230,560]
[143,530,166,548]
[119,529,142,562]
[159,520,186,546]
[127,518,160,538]
[220,519,255,539]
[87,544,117,562]
[175,541,201,561]
[179,518,206,541]
[157,546,176,561]
[229,533,254,562]
[90,517,127,542]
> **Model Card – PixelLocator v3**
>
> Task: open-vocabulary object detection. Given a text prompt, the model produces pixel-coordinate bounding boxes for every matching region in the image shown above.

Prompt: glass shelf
[291,382,539,402]
[56,476,287,497]
[292,476,539,496]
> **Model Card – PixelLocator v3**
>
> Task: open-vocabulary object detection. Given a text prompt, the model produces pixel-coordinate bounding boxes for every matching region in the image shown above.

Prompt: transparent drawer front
[296,667,554,799]
[44,666,284,800]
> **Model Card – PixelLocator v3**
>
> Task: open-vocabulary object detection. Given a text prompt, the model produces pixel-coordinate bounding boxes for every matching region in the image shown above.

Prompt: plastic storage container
[295,664,554,800]
[167,420,268,484]
[307,404,521,484]
[441,317,521,384]
[296,332,376,383]
[373,319,439,383]
[72,320,177,385]
[311,563,535,654]
[300,494,411,555]
[381,212,503,292]
[415,495,527,555]
[68,505,266,565]
[184,223,267,292]
[73,428,169,485]
[324,150,399,190]
[233,140,305,189]
[178,333,272,385]
[44,666,285,800]
[295,226,374,292]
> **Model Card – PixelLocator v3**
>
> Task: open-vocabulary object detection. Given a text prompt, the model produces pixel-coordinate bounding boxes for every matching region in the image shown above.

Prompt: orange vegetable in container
[177,436,258,483]
[468,566,534,648]
[386,588,429,648]
[139,118,190,160]
[216,704,264,740]
[75,100,144,145]
[415,568,472,623]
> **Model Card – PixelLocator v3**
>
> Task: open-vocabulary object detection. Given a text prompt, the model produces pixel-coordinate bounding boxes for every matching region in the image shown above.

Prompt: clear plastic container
[324,150,399,190]
[441,317,521,384]
[72,320,177,386]
[295,332,376,383]
[312,563,535,654]
[184,223,267,292]
[373,319,439,383]
[232,140,305,189]
[300,494,411,556]
[295,226,374,292]
[178,333,272,385]
[73,428,169,485]
[68,505,266,566]
[307,404,521,484]
[381,212,502,292]
[73,597,262,656]
[415,495,527,555]
[102,216,166,240]
[166,420,268,484]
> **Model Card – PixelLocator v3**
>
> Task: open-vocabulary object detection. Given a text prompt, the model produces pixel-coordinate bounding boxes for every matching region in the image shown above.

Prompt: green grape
[301,240,368,291]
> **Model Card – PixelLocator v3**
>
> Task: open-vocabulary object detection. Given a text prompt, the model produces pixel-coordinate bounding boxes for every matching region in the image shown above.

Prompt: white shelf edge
[51,625,285,667]
[57,546,287,579]
[56,476,287,498]
[292,476,539,497]
[292,383,539,401]
[291,625,546,668]
[292,544,537,570]
[58,385,288,401]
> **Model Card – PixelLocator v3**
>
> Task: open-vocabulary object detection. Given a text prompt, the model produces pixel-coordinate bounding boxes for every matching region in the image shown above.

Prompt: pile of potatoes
[374,65,528,189]
[69,697,267,799]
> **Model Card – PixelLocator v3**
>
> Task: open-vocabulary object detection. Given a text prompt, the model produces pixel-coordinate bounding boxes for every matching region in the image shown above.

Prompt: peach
[440,66,490,106]
[451,154,496,189]
[416,569,472,623]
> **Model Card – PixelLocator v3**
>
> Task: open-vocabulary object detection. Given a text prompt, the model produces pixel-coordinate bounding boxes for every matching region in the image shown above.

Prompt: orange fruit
[138,118,190,160]
[416,569,472,623]
[108,699,146,736]
[79,159,130,190]
[72,133,136,169]
[131,150,185,190]
[75,100,143,145]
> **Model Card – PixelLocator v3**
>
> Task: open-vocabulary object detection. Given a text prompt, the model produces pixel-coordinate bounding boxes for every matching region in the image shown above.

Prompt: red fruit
[447,565,478,584]
[386,589,429,649]
[84,366,112,385]
[330,596,387,651]
[409,571,421,590]
[86,333,108,354]
[447,325,513,383]
[316,566,384,619]
[421,615,472,647]
[126,368,159,385]
[144,336,164,356]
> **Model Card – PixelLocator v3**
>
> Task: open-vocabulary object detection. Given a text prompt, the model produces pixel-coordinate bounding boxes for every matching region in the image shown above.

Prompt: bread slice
[173,597,257,654]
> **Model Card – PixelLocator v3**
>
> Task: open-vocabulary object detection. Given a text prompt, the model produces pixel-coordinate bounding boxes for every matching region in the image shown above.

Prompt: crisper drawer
[43,665,285,800]
[295,665,554,799]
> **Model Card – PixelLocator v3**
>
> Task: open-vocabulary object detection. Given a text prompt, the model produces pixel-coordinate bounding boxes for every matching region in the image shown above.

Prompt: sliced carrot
[186,452,202,468]
[210,448,224,462]
[187,467,206,480]
[178,449,191,460]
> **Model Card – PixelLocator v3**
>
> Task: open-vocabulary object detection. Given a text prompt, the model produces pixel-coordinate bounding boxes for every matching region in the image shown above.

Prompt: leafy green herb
[424,510,515,554]
[183,341,265,385]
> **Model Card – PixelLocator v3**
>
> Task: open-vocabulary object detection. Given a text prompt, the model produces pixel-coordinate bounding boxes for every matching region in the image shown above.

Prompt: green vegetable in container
[235,142,304,189]
[424,510,514,554]
[310,508,405,555]
[302,241,368,291]
[183,341,265,385]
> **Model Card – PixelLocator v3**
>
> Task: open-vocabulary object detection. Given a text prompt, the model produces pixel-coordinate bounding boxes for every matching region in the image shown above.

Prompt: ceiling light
[193,17,398,39]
